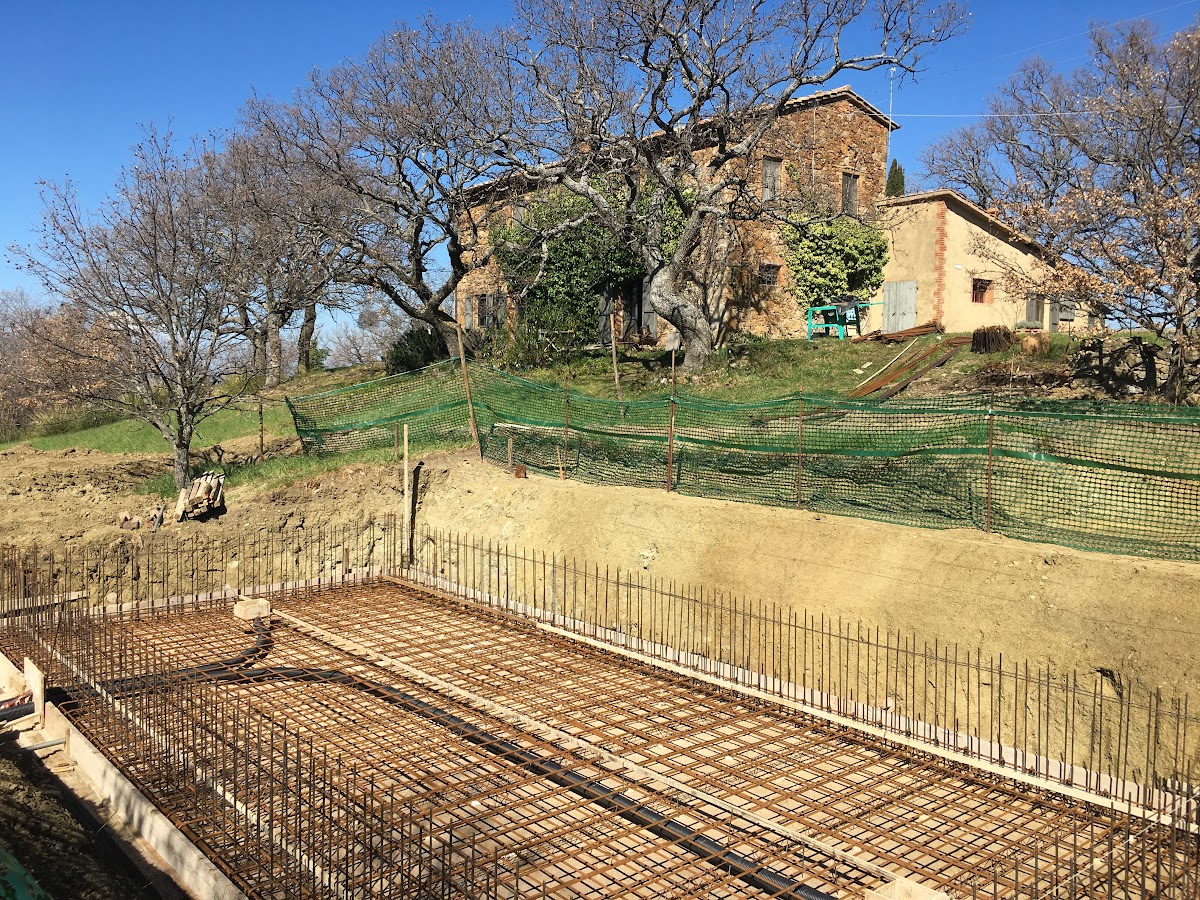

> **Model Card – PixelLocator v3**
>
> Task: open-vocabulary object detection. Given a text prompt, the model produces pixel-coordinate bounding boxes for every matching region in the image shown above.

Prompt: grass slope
[25,402,296,454]
[6,335,1078,499]
[511,332,1073,402]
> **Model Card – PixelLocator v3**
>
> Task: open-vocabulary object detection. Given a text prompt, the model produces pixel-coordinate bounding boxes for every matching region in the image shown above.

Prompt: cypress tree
[885,160,906,197]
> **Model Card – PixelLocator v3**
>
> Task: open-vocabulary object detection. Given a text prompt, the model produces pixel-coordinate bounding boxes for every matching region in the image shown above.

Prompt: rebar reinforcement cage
[2,524,1198,898]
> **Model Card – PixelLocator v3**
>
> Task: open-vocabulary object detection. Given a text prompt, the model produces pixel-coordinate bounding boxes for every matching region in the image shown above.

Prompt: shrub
[31,405,126,437]
[780,216,888,307]
[385,327,449,374]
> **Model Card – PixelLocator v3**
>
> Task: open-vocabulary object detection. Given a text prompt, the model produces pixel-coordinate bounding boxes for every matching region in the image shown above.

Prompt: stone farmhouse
[454,86,1067,344]
[869,190,1079,336]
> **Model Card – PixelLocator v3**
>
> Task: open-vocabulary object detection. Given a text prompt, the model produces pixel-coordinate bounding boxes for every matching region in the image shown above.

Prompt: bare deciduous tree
[325,301,409,368]
[10,129,248,488]
[210,131,363,387]
[248,18,523,354]
[0,288,76,436]
[921,19,1200,397]
[500,0,966,369]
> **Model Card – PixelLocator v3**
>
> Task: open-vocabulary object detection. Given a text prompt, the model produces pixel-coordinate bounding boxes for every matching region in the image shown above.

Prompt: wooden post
[456,325,481,455]
[403,423,410,559]
[665,397,676,492]
[257,399,265,461]
[610,312,623,401]
[393,423,400,462]
[985,405,995,533]
[671,349,677,391]
[507,435,514,470]
[562,394,570,479]
[796,395,804,509]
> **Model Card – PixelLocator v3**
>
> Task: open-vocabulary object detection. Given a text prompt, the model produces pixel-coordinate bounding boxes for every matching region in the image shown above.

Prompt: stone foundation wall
[1071,337,1200,403]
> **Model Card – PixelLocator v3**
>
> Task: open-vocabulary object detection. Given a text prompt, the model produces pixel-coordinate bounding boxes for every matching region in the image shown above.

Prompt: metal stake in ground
[797,395,804,509]
[562,394,570,480]
[666,398,677,492]
[986,402,995,533]
[403,424,411,560]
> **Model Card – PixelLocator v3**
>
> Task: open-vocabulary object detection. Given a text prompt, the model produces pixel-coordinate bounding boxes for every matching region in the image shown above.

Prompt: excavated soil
[414,453,1200,701]
[2,439,1199,890]
[2,441,1199,697]
[0,729,151,899]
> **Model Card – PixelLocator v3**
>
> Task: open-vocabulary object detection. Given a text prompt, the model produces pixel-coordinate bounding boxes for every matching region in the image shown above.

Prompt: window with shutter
[762,158,782,202]
[841,173,859,214]
[971,279,993,304]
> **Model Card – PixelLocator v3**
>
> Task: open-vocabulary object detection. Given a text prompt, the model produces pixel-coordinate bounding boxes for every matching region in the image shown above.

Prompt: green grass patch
[947,332,1076,377]
[135,437,468,499]
[2,365,382,456]
[135,448,392,498]
[25,402,297,454]
[505,335,956,402]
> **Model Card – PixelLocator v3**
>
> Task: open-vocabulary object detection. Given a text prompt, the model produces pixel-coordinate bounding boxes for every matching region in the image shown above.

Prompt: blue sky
[3,0,1199,297]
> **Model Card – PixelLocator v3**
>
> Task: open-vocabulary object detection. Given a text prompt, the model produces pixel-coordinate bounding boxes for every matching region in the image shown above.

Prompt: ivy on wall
[779,216,889,307]
[491,192,641,342]
[490,185,688,344]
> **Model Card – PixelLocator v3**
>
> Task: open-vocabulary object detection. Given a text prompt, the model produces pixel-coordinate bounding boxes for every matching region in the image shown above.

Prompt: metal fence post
[797,395,804,509]
[562,394,570,480]
[456,326,481,456]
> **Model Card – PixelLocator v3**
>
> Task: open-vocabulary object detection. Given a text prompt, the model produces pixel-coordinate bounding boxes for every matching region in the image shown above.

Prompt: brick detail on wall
[932,200,947,326]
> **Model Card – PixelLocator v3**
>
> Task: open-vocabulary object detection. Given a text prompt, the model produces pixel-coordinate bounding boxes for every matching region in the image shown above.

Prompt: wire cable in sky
[893,104,1186,119]
[926,0,1200,78]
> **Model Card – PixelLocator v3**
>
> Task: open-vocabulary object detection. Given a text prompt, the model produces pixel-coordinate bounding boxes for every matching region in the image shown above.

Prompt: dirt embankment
[2,441,1198,701]
[0,728,150,899]
[414,453,1200,702]
[0,441,408,547]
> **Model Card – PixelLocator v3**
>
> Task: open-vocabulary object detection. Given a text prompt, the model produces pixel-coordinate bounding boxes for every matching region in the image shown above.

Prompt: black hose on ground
[0,702,34,722]
[104,617,275,697]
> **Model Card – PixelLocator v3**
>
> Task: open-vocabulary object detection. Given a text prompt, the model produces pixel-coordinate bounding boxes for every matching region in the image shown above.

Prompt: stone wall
[455,90,891,342]
[1072,336,1200,402]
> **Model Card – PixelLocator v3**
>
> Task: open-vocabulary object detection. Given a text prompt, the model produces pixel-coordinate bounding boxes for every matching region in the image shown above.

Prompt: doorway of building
[882,281,917,332]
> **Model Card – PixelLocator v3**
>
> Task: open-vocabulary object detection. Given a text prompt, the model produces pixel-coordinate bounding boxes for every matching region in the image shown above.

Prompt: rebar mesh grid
[4,520,1197,807]
[26,578,1199,899]
[48,605,873,899]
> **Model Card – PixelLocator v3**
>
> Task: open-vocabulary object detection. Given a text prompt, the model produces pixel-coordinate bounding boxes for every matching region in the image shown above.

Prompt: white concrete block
[23,657,44,719]
[233,597,271,621]
[0,650,26,696]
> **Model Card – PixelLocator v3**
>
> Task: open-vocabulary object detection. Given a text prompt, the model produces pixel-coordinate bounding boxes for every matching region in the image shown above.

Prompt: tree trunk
[265,310,285,389]
[644,269,713,371]
[249,333,266,379]
[434,317,476,358]
[173,439,191,490]
[297,300,318,373]
[1163,333,1196,405]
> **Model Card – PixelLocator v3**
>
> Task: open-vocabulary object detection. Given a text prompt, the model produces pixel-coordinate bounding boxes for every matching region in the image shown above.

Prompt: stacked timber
[971,326,1014,354]
[175,472,226,521]
[853,321,945,344]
